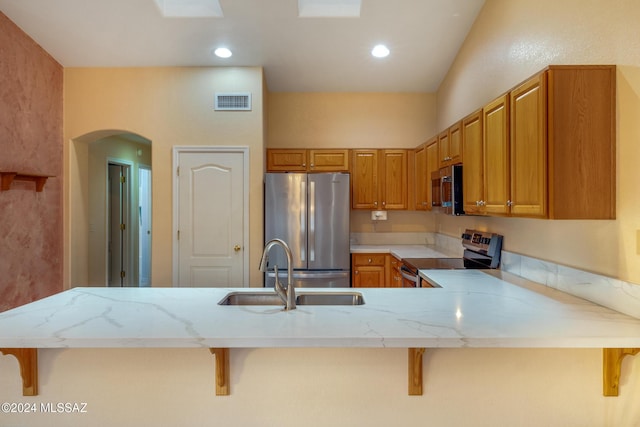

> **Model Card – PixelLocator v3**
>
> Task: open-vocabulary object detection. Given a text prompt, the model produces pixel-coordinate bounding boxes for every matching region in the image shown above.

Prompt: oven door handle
[400,265,420,287]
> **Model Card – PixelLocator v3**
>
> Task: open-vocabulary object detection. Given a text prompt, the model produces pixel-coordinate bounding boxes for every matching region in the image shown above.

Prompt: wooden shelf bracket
[0,172,52,192]
[408,347,426,396]
[603,348,640,396]
[209,348,230,396]
[0,348,38,396]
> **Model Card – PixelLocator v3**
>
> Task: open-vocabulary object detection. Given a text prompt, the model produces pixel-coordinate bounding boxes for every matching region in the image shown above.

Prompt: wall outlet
[371,210,387,221]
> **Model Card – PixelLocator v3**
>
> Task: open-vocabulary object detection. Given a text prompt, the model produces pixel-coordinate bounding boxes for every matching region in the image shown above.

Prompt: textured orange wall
[0,12,63,311]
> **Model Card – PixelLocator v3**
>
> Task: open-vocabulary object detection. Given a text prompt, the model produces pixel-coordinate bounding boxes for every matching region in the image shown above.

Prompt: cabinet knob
[302,163,306,167]
[233,245,241,252]
[310,163,314,168]
[374,201,378,206]
[382,201,386,206]
[507,200,513,207]
[368,258,372,263]
[355,271,359,275]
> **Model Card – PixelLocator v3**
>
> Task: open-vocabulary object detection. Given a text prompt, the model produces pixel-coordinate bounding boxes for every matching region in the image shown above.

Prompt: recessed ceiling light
[214,47,232,58]
[371,44,390,58]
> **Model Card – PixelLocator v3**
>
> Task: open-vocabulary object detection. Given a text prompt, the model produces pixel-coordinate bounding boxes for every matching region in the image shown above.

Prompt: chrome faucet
[259,238,296,310]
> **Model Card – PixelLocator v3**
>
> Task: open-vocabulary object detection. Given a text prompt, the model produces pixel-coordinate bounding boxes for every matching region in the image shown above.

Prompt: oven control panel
[461,229,503,256]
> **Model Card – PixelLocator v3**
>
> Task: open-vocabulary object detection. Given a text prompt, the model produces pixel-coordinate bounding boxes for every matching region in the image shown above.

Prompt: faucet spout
[259,238,296,310]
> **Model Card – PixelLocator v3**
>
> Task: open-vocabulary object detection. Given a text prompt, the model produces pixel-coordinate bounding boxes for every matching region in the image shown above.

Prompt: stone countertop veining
[350,244,457,259]
[2,270,640,349]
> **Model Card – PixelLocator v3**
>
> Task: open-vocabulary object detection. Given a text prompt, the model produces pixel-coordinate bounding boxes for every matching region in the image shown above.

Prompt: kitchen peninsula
[2,270,640,403]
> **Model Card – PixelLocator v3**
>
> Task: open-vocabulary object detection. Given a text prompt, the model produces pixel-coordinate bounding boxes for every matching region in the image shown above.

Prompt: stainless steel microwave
[431,164,464,215]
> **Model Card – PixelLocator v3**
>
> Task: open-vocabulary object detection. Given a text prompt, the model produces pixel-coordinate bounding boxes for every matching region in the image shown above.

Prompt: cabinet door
[266,149,307,171]
[351,150,379,209]
[352,266,385,287]
[380,150,408,210]
[413,144,428,210]
[461,110,484,214]
[437,130,450,168]
[309,149,350,172]
[449,121,463,164]
[425,139,439,208]
[483,94,510,215]
[510,73,547,217]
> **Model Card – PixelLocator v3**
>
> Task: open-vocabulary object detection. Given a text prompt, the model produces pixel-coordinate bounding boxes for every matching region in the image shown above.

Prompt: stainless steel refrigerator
[264,172,350,288]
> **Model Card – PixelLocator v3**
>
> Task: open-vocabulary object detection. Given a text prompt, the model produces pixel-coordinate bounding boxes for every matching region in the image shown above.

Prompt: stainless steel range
[400,229,503,287]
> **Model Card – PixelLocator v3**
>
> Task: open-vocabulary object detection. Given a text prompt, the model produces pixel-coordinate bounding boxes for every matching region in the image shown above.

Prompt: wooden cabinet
[510,72,547,217]
[461,110,484,215]
[546,65,615,219]
[352,254,388,287]
[266,149,349,172]
[482,93,510,216]
[267,149,308,172]
[413,143,428,210]
[425,138,439,208]
[389,255,403,287]
[462,65,615,219]
[438,121,463,167]
[308,149,350,172]
[351,149,408,210]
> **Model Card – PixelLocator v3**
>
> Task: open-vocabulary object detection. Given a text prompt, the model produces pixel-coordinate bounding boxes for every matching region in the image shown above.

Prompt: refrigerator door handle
[309,180,315,262]
[300,179,306,262]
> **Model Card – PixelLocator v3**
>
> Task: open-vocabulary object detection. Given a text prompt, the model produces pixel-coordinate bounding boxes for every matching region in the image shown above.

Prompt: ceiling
[0,0,485,92]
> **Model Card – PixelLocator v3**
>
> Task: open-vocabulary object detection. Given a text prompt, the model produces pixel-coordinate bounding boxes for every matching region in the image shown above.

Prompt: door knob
[234,245,241,252]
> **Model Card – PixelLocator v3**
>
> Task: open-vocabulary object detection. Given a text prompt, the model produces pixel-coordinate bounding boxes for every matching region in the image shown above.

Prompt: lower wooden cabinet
[352,253,390,287]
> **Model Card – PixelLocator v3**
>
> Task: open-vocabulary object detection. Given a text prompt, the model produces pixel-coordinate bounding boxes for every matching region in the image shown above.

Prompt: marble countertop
[2,270,640,349]
[350,244,457,259]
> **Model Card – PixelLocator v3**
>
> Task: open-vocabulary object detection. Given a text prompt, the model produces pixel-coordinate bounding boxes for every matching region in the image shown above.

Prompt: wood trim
[0,348,38,396]
[408,348,425,395]
[603,348,640,396]
[209,348,230,396]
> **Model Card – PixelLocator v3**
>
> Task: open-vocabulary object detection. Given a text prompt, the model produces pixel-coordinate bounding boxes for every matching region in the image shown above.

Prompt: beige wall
[268,92,438,232]
[64,67,265,288]
[434,0,640,283]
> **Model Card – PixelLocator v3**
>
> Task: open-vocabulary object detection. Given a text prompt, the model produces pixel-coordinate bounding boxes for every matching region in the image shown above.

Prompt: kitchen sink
[218,291,365,306]
[295,292,365,306]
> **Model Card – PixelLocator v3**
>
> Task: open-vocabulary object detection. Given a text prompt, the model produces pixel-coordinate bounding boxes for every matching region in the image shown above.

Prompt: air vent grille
[215,93,252,111]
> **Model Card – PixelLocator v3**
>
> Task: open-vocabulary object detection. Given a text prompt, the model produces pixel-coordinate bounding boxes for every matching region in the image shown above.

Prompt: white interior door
[173,147,248,287]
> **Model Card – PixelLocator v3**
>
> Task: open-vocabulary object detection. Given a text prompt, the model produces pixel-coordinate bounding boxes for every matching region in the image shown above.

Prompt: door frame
[171,146,250,286]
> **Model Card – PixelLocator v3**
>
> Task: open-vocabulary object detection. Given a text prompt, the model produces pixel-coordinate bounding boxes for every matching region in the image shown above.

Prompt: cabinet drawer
[352,254,386,266]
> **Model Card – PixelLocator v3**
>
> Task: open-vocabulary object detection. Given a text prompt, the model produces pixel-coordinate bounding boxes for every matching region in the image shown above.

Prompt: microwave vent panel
[214,93,252,111]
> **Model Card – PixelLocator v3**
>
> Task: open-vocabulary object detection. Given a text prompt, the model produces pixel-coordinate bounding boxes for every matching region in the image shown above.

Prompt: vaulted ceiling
[0,0,485,92]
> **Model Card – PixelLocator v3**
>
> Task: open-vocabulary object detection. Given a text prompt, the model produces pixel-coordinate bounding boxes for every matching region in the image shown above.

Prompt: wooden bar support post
[408,348,425,396]
[0,348,38,396]
[209,348,230,396]
[603,348,640,396]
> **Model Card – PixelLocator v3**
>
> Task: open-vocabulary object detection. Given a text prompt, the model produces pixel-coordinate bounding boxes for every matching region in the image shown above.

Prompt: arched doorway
[69,130,152,287]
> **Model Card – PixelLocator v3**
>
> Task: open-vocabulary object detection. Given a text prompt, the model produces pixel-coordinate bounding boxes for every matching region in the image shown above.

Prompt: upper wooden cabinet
[438,121,463,167]
[546,65,615,219]
[425,138,439,209]
[462,65,616,219]
[461,109,484,215]
[510,72,547,217]
[483,93,511,216]
[351,149,408,210]
[266,149,349,172]
[413,143,429,210]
